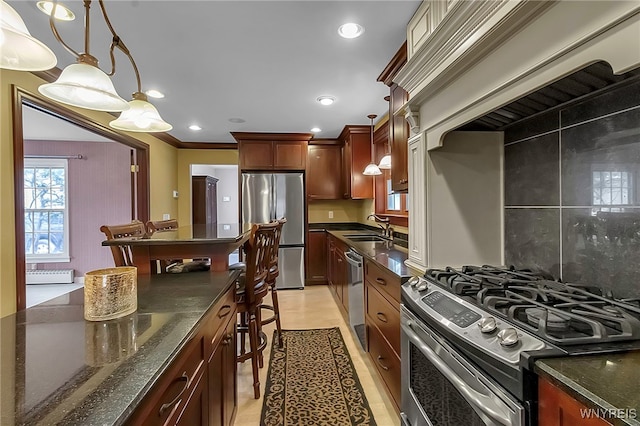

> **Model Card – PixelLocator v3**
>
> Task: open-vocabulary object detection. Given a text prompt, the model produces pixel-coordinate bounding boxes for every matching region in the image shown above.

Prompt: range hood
[460,61,640,131]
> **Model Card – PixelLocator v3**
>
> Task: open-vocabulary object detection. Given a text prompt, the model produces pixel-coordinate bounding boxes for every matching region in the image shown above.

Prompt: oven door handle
[403,320,516,426]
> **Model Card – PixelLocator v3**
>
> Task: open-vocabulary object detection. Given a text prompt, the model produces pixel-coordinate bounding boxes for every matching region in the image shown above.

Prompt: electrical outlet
[328,211,334,219]
[162,213,170,220]
[223,224,231,230]
[222,196,230,202]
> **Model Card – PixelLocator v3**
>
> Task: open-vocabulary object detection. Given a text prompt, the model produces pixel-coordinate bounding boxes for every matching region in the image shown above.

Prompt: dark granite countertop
[536,352,640,425]
[327,229,413,281]
[1,270,240,426]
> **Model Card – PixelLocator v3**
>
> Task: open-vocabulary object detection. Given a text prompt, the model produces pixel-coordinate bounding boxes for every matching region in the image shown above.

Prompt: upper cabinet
[338,126,374,199]
[232,132,313,171]
[307,144,343,200]
[378,43,409,193]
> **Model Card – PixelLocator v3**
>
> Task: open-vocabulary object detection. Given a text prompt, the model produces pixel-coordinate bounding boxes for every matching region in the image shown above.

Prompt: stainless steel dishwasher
[345,249,365,350]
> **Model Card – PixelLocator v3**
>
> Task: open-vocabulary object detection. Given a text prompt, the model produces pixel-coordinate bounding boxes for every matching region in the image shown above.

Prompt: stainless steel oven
[401,306,525,426]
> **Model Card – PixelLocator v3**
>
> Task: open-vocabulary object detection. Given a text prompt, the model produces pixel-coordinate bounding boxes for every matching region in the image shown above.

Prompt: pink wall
[24,140,132,277]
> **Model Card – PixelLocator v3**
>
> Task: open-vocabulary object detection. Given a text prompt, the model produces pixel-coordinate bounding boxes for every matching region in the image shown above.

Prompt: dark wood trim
[337,125,371,140]
[377,41,408,86]
[179,142,238,150]
[12,85,151,311]
[308,138,341,146]
[230,132,314,142]
[12,87,26,312]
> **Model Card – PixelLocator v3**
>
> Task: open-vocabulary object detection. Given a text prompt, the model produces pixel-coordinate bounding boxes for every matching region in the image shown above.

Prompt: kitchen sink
[345,235,390,242]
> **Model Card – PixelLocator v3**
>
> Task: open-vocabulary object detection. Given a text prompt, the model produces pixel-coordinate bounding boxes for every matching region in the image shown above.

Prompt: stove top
[422,265,640,347]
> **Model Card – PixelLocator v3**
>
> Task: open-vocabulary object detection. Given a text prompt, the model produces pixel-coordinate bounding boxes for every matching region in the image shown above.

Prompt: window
[387,179,401,211]
[592,170,633,215]
[24,158,70,262]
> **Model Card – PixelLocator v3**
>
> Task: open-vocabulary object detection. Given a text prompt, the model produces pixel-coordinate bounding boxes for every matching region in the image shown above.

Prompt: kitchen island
[536,352,640,426]
[1,270,240,426]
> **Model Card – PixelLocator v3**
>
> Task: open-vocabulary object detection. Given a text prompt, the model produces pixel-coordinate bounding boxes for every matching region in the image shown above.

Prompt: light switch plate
[162,213,170,220]
[222,196,230,202]
[172,190,179,198]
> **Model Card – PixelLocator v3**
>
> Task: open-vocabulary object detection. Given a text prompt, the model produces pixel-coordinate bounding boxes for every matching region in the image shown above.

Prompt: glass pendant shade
[378,154,392,170]
[0,0,57,71]
[39,62,130,112]
[110,96,172,132]
[363,162,382,176]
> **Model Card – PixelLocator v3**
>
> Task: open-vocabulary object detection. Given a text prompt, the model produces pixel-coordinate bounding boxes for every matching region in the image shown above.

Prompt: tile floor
[234,285,399,425]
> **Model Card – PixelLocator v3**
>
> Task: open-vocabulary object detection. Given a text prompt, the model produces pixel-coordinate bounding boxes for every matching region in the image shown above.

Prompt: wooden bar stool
[260,218,286,347]
[100,220,147,267]
[236,221,278,399]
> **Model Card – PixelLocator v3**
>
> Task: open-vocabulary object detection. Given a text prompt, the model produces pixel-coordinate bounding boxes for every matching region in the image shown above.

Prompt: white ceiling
[23,105,113,141]
[10,0,420,144]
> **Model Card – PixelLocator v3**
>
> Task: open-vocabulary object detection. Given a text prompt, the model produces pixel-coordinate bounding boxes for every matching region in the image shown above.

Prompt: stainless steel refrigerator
[241,172,305,289]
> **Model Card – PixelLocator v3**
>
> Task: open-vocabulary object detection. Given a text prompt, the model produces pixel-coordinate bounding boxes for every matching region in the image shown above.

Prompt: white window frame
[24,158,70,263]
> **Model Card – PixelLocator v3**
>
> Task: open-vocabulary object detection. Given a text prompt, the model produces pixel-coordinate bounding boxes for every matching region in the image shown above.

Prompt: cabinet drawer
[367,323,401,411]
[366,284,400,356]
[364,259,400,304]
[208,288,236,353]
[134,334,206,426]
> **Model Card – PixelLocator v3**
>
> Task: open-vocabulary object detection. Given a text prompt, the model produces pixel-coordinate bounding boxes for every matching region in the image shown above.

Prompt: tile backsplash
[504,78,640,298]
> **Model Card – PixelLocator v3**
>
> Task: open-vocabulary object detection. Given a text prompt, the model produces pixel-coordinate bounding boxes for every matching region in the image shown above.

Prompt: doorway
[190,164,239,262]
[13,87,150,311]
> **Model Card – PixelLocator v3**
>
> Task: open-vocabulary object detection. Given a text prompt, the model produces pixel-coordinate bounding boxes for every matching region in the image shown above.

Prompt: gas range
[400,265,640,403]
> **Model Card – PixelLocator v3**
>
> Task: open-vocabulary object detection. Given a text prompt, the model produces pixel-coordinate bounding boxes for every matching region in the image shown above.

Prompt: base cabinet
[364,258,401,412]
[538,377,612,426]
[126,287,237,426]
[306,229,327,285]
[327,234,349,315]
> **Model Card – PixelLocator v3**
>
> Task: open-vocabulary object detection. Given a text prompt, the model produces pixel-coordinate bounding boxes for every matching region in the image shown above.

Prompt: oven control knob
[497,328,520,346]
[408,276,420,288]
[416,281,429,292]
[478,317,497,333]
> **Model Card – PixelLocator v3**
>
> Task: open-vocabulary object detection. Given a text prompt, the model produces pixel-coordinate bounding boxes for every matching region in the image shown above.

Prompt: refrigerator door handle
[271,173,277,220]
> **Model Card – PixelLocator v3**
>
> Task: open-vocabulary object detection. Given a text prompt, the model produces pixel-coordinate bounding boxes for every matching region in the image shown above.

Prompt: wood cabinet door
[239,141,273,170]
[274,141,307,170]
[307,145,342,199]
[349,132,374,199]
[341,141,352,199]
[327,237,336,293]
[176,370,208,426]
[538,378,612,426]
[390,83,409,192]
[208,340,223,426]
[192,176,218,225]
[221,319,237,426]
[306,230,327,284]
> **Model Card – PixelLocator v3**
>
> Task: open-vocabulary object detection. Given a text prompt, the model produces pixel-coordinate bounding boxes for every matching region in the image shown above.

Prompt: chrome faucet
[367,214,393,239]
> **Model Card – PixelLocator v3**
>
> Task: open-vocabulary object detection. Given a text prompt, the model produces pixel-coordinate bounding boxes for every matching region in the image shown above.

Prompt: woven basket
[84,266,137,321]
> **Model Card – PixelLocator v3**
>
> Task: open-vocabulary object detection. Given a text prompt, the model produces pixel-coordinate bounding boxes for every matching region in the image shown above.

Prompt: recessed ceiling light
[189,124,202,131]
[310,127,321,133]
[228,118,246,123]
[317,96,335,106]
[145,89,165,99]
[338,23,364,39]
[37,1,75,21]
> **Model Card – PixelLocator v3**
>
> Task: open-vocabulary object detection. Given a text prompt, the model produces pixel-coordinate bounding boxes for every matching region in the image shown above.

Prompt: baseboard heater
[26,269,75,284]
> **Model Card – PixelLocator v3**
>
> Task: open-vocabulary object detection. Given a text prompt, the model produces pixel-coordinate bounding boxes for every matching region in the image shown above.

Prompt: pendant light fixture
[38,0,171,133]
[363,114,382,176]
[0,0,57,71]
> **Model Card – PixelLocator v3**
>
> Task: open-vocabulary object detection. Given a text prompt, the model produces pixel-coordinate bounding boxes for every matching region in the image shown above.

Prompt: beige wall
[0,69,178,318]
[176,150,238,225]
[308,199,409,234]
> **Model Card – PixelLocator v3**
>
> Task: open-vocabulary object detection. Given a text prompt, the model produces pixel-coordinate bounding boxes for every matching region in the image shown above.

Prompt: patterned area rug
[260,327,377,426]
